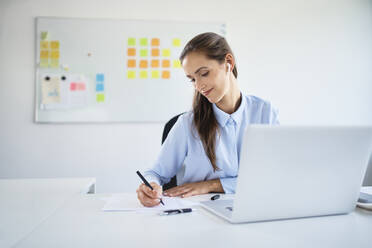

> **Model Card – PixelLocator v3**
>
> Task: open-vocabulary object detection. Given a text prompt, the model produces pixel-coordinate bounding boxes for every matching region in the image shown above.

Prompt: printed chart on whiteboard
[35,17,226,123]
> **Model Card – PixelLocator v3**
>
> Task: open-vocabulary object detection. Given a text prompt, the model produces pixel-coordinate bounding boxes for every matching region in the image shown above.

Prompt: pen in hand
[136,170,165,206]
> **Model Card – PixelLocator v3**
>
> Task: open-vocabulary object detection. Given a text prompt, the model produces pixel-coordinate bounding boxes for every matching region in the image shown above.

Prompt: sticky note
[162,49,171,57]
[50,41,60,50]
[40,59,49,68]
[77,83,86,91]
[140,38,148,46]
[140,49,148,57]
[96,74,104,82]
[127,48,136,56]
[40,50,49,59]
[70,82,77,91]
[139,70,148,79]
[41,31,49,41]
[151,48,160,57]
[97,94,105,102]
[162,70,170,79]
[162,60,170,68]
[173,38,181,47]
[128,38,136,46]
[151,38,160,46]
[50,59,59,68]
[151,60,159,68]
[51,51,59,59]
[96,83,104,92]
[173,59,182,68]
[139,60,148,68]
[127,59,136,68]
[151,70,160,79]
[40,41,49,49]
[127,70,136,79]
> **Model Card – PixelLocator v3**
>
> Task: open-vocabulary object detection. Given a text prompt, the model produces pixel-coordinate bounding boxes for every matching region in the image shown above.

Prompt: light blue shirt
[144,94,279,193]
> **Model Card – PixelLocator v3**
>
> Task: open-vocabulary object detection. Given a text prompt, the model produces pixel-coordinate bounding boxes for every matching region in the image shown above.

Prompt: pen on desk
[211,194,220,201]
[159,208,192,216]
[136,170,165,206]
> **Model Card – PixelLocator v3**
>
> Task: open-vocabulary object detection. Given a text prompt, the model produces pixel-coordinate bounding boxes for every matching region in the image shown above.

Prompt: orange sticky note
[151,38,160,46]
[40,50,49,59]
[162,60,170,68]
[151,60,159,68]
[128,59,136,68]
[162,70,170,79]
[127,48,136,56]
[50,41,59,50]
[151,48,160,57]
[139,60,148,68]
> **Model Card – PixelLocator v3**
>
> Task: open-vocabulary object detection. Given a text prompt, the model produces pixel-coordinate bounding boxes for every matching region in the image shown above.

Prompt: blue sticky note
[96,83,104,92]
[96,74,104,82]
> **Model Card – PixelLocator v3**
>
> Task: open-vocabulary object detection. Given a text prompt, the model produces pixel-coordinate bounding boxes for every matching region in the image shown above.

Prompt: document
[102,194,198,212]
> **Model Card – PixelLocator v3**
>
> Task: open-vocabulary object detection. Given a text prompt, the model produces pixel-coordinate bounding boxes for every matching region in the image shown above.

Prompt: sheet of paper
[102,194,199,212]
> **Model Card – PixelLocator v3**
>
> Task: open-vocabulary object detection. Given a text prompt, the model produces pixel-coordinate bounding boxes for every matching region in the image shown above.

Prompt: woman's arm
[163,178,224,198]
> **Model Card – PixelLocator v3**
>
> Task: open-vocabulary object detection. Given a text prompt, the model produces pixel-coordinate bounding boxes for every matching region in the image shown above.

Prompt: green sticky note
[50,59,59,68]
[139,70,148,79]
[41,31,49,40]
[128,38,136,46]
[173,38,181,47]
[139,38,148,46]
[140,49,148,57]
[40,59,49,68]
[96,94,105,102]
[127,70,136,79]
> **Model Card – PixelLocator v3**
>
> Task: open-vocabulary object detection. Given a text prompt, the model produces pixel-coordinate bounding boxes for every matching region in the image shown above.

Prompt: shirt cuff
[219,177,237,194]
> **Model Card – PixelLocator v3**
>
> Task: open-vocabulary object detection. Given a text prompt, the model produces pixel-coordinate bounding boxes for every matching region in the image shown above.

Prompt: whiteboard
[35,17,226,123]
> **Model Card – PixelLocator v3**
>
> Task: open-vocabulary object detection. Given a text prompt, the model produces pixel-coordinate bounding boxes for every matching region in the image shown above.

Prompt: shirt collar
[212,93,246,127]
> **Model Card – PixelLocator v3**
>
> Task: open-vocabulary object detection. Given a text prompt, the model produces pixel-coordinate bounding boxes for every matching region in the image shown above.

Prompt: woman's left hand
[163,179,223,198]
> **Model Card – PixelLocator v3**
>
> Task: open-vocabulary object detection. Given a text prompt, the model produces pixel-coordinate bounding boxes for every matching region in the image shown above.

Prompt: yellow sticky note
[40,41,49,49]
[128,38,136,46]
[40,59,49,68]
[41,31,49,41]
[127,70,136,79]
[173,59,181,68]
[96,94,105,102]
[173,38,181,47]
[151,70,160,79]
[50,41,60,50]
[139,70,148,79]
[50,59,59,68]
[140,38,148,46]
[40,50,49,59]
[162,49,171,57]
[51,51,59,59]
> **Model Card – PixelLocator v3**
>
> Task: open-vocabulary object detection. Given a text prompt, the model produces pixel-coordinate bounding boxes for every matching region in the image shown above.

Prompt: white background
[0,0,371,192]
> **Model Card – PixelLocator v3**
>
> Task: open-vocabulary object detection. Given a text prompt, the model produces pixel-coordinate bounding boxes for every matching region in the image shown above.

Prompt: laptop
[200,126,372,223]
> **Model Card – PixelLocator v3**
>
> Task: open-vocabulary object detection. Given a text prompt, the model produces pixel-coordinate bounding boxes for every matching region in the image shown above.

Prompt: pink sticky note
[70,83,77,91]
[77,83,86,91]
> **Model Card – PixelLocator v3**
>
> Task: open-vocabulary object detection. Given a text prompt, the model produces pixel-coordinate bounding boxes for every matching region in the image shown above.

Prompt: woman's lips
[203,88,213,96]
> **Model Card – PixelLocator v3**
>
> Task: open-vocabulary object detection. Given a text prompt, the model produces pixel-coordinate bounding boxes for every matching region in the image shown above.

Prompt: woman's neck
[216,76,241,114]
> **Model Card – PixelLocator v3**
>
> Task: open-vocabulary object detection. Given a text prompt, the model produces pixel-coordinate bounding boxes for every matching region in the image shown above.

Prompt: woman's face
[182,52,230,104]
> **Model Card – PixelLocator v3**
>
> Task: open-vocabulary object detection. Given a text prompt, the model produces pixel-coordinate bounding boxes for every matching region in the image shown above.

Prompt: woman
[136,32,279,207]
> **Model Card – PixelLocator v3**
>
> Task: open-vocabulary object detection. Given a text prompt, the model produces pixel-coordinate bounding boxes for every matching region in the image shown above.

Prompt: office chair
[161,113,184,191]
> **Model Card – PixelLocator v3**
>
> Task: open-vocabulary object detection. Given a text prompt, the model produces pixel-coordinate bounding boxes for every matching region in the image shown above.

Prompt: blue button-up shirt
[144,94,279,193]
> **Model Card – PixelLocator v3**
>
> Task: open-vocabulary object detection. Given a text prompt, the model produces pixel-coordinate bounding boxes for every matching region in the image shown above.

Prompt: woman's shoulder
[244,94,272,107]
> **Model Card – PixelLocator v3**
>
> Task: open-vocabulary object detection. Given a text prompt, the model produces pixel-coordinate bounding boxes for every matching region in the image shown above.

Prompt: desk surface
[13,187,372,248]
[0,178,96,248]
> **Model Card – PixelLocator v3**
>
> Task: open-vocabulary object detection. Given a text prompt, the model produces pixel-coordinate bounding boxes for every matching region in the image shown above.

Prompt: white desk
[12,187,372,248]
[0,178,95,248]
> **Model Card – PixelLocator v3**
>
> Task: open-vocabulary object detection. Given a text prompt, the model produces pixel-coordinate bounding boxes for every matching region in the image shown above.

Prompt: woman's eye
[201,72,209,77]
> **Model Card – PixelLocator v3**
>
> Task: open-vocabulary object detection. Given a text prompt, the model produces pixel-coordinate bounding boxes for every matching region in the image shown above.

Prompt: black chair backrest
[161,113,184,190]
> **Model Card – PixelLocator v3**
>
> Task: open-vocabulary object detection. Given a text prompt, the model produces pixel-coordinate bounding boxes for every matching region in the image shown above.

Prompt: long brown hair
[179,32,238,171]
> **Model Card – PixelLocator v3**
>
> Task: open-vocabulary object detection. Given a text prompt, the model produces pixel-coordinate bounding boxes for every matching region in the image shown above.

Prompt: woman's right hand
[136,182,163,207]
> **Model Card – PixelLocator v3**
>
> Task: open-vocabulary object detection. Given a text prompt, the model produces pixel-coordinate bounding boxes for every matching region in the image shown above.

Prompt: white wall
[1,0,372,192]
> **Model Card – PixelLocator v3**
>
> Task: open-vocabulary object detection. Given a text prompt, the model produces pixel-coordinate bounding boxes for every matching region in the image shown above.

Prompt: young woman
[136,32,279,207]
